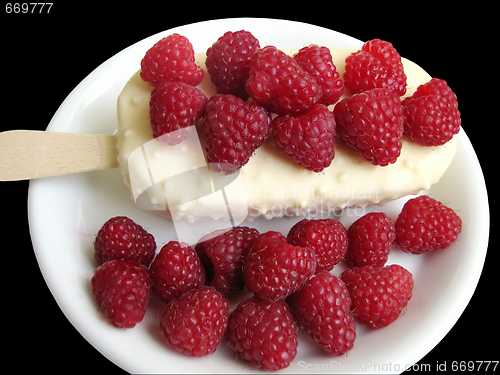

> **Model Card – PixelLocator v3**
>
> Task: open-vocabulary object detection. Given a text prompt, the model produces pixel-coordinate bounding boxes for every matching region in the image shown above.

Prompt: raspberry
[140,34,204,87]
[160,286,229,357]
[225,296,298,370]
[203,94,271,174]
[402,78,461,146]
[149,241,205,303]
[245,46,321,115]
[149,80,207,144]
[206,30,260,100]
[344,39,407,96]
[94,216,156,266]
[287,218,348,272]
[288,272,356,355]
[195,226,259,294]
[91,259,150,329]
[293,45,344,105]
[272,104,336,172]
[347,212,395,267]
[395,195,462,254]
[244,232,316,300]
[333,88,404,166]
[340,264,413,328]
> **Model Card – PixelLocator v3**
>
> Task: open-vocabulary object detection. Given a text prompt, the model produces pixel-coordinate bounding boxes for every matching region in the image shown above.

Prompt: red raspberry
[288,272,356,355]
[91,259,150,329]
[245,46,321,115]
[340,264,414,328]
[160,286,229,357]
[333,88,404,166]
[205,30,260,100]
[287,218,348,272]
[94,216,156,266]
[402,78,461,146]
[272,104,336,172]
[225,296,298,370]
[140,34,204,87]
[344,39,407,96]
[251,230,288,251]
[149,80,207,144]
[347,212,395,267]
[149,241,205,303]
[293,45,344,105]
[244,232,316,300]
[203,94,271,174]
[195,226,259,294]
[395,195,462,254]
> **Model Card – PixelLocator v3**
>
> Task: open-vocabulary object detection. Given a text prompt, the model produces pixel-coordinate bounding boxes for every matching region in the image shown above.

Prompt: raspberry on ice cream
[117,42,458,222]
[287,218,348,272]
[205,30,260,99]
[203,94,271,174]
[140,33,204,87]
[402,78,461,146]
[272,103,336,172]
[344,39,407,96]
[347,212,395,267]
[244,232,316,300]
[293,44,344,105]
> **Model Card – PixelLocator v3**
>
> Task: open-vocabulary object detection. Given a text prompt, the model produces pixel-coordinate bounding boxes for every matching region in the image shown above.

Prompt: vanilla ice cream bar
[116,48,457,225]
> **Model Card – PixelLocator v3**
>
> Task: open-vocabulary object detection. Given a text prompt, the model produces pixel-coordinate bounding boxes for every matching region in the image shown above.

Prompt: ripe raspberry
[244,233,316,300]
[272,104,336,172]
[340,264,413,328]
[395,195,462,254]
[347,212,395,267]
[245,45,321,115]
[402,78,461,146]
[288,272,356,355]
[333,88,404,166]
[287,218,348,272]
[94,216,156,266]
[140,34,204,87]
[225,296,298,370]
[149,80,207,144]
[344,39,407,96]
[160,286,229,357]
[195,226,259,294]
[293,45,344,105]
[91,259,150,329]
[149,241,205,303]
[206,30,260,99]
[203,94,271,174]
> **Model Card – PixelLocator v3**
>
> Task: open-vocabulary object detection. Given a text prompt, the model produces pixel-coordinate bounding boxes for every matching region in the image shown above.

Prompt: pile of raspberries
[141,31,461,172]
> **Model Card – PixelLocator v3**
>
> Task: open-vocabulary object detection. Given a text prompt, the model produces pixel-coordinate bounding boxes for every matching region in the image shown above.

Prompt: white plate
[28,18,489,373]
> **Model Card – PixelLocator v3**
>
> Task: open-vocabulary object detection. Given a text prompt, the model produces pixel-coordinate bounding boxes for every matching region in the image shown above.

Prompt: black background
[1,4,492,374]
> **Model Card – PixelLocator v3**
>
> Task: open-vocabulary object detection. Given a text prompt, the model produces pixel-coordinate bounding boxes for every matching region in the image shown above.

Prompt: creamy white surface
[116,49,457,222]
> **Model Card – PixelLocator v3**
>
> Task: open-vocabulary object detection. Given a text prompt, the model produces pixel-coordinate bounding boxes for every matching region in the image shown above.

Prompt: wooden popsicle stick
[0,130,118,181]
